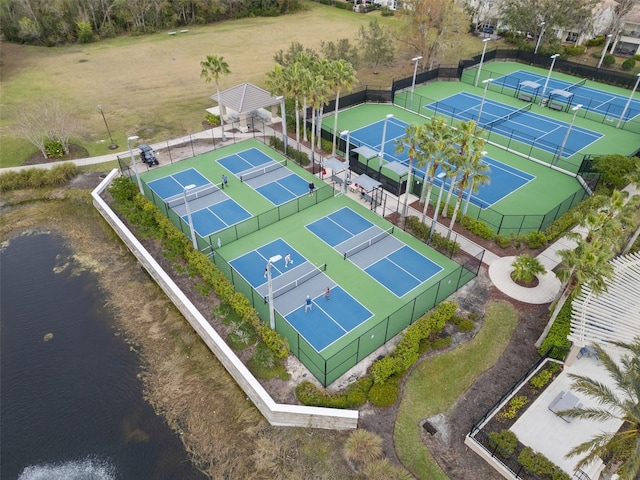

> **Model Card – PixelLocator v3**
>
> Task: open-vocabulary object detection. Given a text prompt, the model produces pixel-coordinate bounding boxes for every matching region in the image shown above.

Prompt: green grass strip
[394,300,518,479]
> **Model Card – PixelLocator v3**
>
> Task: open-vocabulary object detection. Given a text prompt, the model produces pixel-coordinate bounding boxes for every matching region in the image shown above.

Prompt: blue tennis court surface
[229,238,373,351]
[307,207,443,296]
[347,117,534,207]
[425,92,603,157]
[217,148,309,205]
[217,148,274,174]
[492,69,640,121]
[147,168,252,237]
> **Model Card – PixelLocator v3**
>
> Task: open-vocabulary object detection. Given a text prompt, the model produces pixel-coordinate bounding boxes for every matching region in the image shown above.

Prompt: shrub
[525,231,548,249]
[634,54,640,61]
[429,336,452,350]
[564,45,586,56]
[296,378,373,408]
[494,234,511,249]
[518,447,571,480]
[204,113,221,126]
[488,429,519,455]
[538,299,572,358]
[368,375,400,406]
[500,395,528,420]
[429,231,460,254]
[460,215,495,240]
[449,315,475,333]
[76,20,95,43]
[602,54,616,66]
[586,36,605,47]
[44,140,65,158]
[622,58,636,71]
[529,368,553,390]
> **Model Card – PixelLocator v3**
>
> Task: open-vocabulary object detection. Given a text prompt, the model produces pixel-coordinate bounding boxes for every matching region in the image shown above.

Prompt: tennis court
[424,92,603,157]
[229,238,373,352]
[492,69,640,121]
[218,148,309,205]
[347,116,535,207]
[306,207,443,297]
[147,168,252,237]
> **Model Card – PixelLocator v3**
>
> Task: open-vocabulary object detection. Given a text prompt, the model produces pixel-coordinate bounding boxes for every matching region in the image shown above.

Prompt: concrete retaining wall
[92,169,358,430]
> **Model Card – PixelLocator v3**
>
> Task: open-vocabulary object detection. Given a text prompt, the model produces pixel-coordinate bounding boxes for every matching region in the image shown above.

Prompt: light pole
[266,254,283,329]
[534,22,546,55]
[539,53,560,106]
[617,73,640,128]
[341,130,350,193]
[183,184,198,250]
[98,105,118,150]
[474,38,492,87]
[409,55,423,110]
[380,113,394,160]
[554,104,582,166]
[597,34,613,69]
[475,78,494,133]
[127,135,144,195]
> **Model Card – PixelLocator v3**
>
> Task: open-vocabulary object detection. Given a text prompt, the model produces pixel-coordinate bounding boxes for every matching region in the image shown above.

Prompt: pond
[1,233,207,480]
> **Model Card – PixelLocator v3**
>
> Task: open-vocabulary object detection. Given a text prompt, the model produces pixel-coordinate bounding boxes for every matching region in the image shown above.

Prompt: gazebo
[210,83,287,140]
[567,252,640,362]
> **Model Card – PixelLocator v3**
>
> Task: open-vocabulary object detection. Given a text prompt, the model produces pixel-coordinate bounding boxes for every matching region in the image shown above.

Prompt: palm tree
[308,74,329,168]
[447,143,490,239]
[535,238,615,348]
[560,339,640,480]
[200,55,231,140]
[511,254,546,284]
[329,59,358,155]
[286,56,313,147]
[462,148,491,215]
[622,161,640,254]
[439,151,462,219]
[395,123,428,229]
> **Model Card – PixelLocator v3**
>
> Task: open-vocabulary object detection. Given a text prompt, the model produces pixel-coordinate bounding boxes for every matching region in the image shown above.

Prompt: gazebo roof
[353,174,381,192]
[520,80,542,89]
[353,145,379,159]
[211,83,281,114]
[569,252,640,348]
[322,157,347,174]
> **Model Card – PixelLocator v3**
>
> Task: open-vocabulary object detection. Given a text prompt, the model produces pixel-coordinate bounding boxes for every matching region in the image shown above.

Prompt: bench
[549,390,580,422]
[548,102,564,111]
[518,94,533,102]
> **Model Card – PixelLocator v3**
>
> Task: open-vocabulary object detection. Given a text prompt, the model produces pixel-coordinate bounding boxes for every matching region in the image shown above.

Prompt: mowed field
[0,1,489,166]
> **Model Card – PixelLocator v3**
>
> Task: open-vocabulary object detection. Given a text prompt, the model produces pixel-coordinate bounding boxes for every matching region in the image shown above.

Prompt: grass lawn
[394,300,518,478]
[0,2,501,167]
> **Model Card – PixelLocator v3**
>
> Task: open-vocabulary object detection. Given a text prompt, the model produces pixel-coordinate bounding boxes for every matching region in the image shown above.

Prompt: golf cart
[139,144,159,166]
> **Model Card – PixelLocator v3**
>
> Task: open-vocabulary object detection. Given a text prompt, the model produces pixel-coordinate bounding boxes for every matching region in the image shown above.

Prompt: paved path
[7,126,637,305]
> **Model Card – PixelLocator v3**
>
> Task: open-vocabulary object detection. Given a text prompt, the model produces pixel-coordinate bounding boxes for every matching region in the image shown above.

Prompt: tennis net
[166,183,220,208]
[343,226,394,260]
[563,78,587,92]
[271,263,327,300]
[240,158,287,182]
[483,103,532,129]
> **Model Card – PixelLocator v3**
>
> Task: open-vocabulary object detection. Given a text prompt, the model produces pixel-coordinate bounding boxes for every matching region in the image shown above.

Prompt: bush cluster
[204,113,221,127]
[499,395,528,420]
[602,54,616,66]
[538,300,572,359]
[449,315,475,333]
[488,429,518,455]
[586,36,605,47]
[109,177,290,360]
[529,368,553,390]
[622,58,636,71]
[460,215,495,240]
[563,45,586,56]
[0,163,79,192]
[368,375,401,406]
[518,447,571,480]
[295,377,374,408]
[405,216,461,254]
[268,136,310,166]
[370,301,456,384]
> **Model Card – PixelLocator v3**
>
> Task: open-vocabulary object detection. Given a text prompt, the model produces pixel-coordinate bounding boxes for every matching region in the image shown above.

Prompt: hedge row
[269,136,310,166]
[295,377,374,408]
[109,177,290,359]
[0,162,79,192]
[370,301,456,384]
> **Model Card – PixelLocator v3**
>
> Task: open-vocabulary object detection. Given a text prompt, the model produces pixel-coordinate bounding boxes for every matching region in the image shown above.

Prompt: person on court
[324,287,331,300]
[284,253,292,267]
[222,174,228,188]
[304,295,312,312]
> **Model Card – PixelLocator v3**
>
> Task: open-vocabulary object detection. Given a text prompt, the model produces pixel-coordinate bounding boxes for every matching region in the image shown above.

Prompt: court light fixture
[539,53,560,106]
[617,73,640,128]
[266,254,283,329]
[183,184,198,250]
[410,55,423,110]
[127,135,144,196]
[474,38,492,87]
[534,22,546,55]
[554,104,582,166]
[475,78,494,133]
